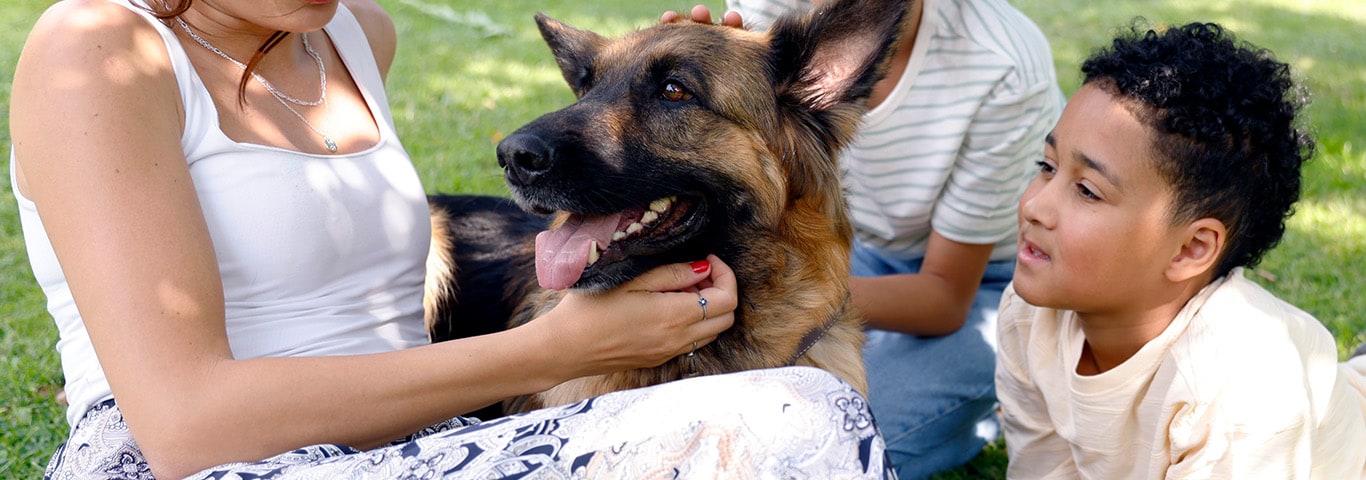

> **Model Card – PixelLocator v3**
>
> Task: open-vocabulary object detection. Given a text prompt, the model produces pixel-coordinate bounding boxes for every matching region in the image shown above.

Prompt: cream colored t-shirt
[996,268,1366,479]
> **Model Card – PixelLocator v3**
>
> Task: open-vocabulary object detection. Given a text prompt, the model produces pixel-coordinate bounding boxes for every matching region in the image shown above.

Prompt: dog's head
[498,0,907,291]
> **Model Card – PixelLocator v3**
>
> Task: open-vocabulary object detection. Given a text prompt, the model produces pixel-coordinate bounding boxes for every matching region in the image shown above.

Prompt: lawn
[2,0,1362,478]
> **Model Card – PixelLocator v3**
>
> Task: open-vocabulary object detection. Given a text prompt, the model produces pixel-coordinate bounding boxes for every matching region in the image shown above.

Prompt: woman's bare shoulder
[339,0,397,78]
[21,0,175,82]
[13,0,183,169]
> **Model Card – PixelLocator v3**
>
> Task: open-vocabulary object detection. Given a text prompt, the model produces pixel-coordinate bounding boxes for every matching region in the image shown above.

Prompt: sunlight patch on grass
[461,58,565,94]
[1292,195,1366,243]
[390,0,511,38]
[538,15,657,38]
[1166,0,1366,21]
[1254,0,1366,21]
[1309,142,1366,191]
[417,60,565,109]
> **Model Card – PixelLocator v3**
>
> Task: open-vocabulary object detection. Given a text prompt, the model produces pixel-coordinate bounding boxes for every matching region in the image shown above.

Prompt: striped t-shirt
[729,0,1064,261]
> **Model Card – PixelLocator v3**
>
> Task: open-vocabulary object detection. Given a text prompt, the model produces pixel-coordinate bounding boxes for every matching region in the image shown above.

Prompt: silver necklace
[176,16,326,106]
[176,17,338,152]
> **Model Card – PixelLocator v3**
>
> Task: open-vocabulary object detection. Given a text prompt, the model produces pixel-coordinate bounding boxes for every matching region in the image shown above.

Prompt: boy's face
[1013,84,1188,314]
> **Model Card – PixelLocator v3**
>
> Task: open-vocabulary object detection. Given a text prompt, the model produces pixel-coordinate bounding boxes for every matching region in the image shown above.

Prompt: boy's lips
[1018,238,1051,264]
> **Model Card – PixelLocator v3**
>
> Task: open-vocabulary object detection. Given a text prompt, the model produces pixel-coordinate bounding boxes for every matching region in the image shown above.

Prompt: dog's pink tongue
[535,214,622,290]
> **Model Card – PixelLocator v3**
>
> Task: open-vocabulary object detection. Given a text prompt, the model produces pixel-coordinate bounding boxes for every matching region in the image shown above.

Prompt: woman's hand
[538,255,738,378]
[661,5,744,28]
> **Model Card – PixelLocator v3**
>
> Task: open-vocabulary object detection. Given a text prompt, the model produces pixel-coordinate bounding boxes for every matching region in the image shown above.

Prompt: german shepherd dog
[425,0,908,416]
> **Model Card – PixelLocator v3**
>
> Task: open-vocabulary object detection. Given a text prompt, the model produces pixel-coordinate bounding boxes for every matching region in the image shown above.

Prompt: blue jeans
[853,241,1014,480]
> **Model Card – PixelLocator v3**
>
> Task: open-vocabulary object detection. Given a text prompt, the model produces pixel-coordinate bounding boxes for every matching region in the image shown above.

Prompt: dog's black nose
[497,133,553,187]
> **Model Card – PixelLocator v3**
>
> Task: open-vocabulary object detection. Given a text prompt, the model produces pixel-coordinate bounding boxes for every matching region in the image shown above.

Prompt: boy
[995,22,1366,478]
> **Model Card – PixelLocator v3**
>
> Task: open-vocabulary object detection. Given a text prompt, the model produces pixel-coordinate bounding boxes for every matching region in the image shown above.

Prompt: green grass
[2,3,67,476]
[1,0,1362,478]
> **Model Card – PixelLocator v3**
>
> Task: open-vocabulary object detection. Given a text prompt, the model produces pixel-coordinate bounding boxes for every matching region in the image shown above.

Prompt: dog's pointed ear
[765,0,908,204]
[768,0,908,113]
[535,13,607,98]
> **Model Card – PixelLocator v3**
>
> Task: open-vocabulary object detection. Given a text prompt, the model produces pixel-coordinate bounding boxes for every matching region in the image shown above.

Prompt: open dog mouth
[534,195,703,290]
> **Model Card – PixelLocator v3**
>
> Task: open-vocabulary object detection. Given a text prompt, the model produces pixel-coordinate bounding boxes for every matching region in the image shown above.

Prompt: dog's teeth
[588,241,600,265]
[649,198,671,213]
[641,211,659,224]
[612,231,626,241]
[626,222,644,235]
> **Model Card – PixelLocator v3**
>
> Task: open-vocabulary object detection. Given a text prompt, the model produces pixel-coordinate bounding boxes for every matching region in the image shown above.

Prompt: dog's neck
[678,289,850,379]
[782,291,849,366]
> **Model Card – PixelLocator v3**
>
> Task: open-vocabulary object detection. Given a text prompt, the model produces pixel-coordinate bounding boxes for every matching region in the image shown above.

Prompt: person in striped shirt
[698,0,1066,477]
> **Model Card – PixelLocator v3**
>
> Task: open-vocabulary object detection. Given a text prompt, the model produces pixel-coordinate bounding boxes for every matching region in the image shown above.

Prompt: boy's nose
[1018,180,1055,228]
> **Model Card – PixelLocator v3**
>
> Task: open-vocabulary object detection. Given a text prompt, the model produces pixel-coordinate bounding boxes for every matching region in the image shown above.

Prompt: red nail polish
[690,260,710,273]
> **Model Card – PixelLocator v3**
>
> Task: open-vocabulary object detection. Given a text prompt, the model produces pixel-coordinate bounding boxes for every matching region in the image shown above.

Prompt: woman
[10,0,890,478]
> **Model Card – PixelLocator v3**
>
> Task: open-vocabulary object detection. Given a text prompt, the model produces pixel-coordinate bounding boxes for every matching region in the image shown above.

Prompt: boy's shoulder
[1171,269,1338,395]
[1189,268,1328,347]
[997,282,1050,337]
[1157,270,1362,448]
[998,272,1336,381]
[996,283,1066,368]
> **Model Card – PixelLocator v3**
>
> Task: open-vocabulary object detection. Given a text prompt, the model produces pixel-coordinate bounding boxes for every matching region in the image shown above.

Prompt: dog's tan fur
[426,0,908,414]
[423,207,455,335]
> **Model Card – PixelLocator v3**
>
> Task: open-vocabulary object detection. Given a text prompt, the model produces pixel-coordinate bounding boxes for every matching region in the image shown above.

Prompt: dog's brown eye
[661,81,693,102]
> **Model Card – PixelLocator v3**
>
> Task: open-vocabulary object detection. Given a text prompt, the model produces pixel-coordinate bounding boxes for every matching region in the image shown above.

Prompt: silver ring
[697,295,708,321]
[686,341,697,357]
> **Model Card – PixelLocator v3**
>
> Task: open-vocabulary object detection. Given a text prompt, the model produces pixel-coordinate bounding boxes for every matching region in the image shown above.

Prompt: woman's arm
[850,231,993,335]
[12,4,736,478]
[15,4,232,474]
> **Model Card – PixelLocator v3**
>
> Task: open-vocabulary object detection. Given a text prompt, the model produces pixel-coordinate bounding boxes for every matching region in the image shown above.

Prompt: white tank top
[11,1,432,427]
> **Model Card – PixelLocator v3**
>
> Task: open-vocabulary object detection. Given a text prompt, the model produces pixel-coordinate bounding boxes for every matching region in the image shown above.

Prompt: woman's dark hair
[145,0,292,106]
[1080,21,1315,279]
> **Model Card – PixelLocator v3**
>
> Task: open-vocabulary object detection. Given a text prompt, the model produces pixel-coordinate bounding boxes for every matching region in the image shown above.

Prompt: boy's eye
[1076,183,1100,201]
[1034,160,1056,176]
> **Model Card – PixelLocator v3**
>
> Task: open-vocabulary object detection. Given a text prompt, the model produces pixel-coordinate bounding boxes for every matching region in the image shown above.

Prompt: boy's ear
[1166,218,1227,283]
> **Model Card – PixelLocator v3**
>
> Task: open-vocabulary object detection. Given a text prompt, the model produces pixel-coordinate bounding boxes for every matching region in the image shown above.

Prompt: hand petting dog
[660,5,744,27]
[545,255,737,377]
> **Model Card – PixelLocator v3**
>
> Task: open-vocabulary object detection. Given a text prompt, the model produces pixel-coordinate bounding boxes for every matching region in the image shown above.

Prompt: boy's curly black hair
[1080,22,1314,280]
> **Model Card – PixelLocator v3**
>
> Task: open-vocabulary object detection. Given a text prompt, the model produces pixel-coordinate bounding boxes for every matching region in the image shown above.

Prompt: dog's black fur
[424,195,544,342]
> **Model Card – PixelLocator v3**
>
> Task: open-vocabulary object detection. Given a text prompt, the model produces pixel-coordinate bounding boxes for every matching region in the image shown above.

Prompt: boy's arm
[995,285,1078,477]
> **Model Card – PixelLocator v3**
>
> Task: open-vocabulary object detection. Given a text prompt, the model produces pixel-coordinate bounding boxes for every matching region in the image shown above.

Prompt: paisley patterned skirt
[45,366,896,479]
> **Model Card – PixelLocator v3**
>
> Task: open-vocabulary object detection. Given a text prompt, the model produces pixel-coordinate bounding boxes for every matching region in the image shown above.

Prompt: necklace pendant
[324,137,338,153]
